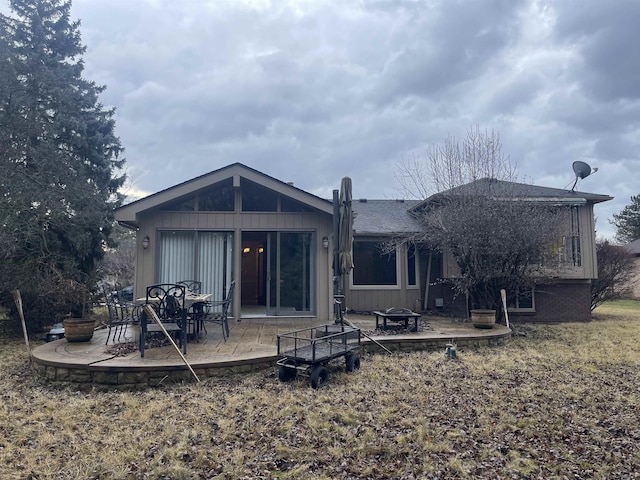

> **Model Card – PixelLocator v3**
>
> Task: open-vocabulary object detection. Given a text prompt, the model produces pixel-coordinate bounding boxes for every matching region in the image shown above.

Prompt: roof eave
[114,163,333,223]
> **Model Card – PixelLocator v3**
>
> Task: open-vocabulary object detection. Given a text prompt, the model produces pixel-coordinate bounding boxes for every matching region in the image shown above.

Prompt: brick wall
[428,279,593,323]
[511,282,592,323]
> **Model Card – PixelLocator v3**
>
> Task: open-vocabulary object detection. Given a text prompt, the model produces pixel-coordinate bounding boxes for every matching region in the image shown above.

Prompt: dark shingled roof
[409,178,613,213]
[352,199,421,235]
[350,179,613,237]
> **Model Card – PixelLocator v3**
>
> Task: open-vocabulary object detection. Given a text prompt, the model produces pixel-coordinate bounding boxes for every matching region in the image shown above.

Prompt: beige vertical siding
[134,210,334,321]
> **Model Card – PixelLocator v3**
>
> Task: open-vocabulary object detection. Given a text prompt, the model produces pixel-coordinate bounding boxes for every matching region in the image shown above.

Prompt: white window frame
[506,286,536,313]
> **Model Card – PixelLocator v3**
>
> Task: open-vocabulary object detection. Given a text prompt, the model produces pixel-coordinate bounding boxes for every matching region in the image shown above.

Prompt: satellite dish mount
[571,161,598,191]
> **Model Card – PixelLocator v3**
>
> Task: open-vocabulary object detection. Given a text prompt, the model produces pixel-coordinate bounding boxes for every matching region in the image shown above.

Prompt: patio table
[136,293,212,308]
[137,292,213,346]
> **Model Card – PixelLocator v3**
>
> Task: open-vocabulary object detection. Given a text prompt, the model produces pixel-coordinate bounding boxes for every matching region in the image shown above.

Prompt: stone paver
[30,314,511,387]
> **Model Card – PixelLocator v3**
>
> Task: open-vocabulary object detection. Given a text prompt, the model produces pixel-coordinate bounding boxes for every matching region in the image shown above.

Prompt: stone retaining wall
[32,332,511,390]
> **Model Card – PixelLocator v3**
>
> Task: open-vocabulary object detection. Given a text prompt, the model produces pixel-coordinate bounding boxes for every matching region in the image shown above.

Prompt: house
[115,163,612,323]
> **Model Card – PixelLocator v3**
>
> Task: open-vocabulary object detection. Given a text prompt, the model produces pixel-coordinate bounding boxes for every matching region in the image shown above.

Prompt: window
[352,240,399,288]
[198,178,235,211]
[241,179,278,212]
[506,287,535,312]
[543,206,582,268]
[281,195,315,212]
[407,244,418,288]
[158,179,235,212]
[160,197,195,211]
[158,231,233,303]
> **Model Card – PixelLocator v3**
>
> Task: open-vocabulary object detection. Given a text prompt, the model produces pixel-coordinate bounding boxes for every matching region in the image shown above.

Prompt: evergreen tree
[612,195,640,244]
[0,0,125,327]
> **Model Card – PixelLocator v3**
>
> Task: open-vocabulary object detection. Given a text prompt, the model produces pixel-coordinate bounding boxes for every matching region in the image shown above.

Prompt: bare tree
[397,127,518,198]
[591,239,635,310]
[398,127,568,313]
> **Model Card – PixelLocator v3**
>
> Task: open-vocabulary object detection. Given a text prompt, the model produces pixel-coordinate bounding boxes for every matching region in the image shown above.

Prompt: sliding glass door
[243,231,314,316]
[158,231,233,303]
[267,232,313,315]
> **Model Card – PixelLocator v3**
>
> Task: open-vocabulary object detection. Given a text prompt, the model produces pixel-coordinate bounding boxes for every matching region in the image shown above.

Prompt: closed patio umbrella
[339,177,354,276]
[338,176,354,295]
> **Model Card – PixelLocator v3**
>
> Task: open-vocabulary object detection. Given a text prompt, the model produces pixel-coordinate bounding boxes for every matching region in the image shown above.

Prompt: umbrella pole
[332,189,341,323]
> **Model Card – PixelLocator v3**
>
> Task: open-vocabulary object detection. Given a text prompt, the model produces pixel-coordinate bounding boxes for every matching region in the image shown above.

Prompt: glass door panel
[262,231,314,316]
[279,232,312,314]
[266,232,277,316]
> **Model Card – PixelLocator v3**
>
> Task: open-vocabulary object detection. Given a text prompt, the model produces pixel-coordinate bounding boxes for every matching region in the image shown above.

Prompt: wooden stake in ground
[11,290,31,361]
[500,289,510,329]
[142,304,200,383]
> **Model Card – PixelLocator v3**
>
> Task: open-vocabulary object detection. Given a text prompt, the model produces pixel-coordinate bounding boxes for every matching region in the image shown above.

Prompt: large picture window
[352,240,399,288]
[158,231,233,303]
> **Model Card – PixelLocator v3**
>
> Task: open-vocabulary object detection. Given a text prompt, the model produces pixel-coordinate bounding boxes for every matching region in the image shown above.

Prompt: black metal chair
[103,285,141,345]
[176,280,202,294]
[140,284,188,357]
[191,281,235,341]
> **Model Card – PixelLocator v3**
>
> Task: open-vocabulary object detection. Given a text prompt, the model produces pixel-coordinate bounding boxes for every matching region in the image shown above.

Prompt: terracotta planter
[63,318,96,342]
[470,309,496,329]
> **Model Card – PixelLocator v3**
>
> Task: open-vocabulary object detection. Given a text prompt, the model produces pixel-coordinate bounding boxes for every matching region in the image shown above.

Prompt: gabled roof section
[115,163,333,226]
[352,199,422,235]
[409,178,613,213]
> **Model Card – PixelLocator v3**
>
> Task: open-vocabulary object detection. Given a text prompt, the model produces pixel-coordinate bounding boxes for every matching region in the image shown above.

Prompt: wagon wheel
[310,365,329,389]
[345,353,361,372]
[278,360,298,382]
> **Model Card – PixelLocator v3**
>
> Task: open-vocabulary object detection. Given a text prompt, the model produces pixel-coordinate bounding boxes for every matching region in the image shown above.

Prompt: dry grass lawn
[1,301,639,479]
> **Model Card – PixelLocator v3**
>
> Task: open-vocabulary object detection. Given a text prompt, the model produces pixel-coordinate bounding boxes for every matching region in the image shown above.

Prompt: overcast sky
[9,0,640,239]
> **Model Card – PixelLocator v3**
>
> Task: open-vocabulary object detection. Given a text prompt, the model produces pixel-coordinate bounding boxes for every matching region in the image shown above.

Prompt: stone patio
[31,313,511,389]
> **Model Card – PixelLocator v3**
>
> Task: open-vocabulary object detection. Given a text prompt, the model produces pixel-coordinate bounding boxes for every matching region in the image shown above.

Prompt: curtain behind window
[199,232,233,303]
[159,231,195,284]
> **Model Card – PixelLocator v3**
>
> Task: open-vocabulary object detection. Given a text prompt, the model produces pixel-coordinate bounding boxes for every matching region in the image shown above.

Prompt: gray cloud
[52,0,640,240]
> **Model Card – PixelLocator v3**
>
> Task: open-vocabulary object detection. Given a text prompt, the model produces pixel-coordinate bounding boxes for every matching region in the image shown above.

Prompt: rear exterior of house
[115,163,335,322]
[115,163,611,324]
[344,181,612,323]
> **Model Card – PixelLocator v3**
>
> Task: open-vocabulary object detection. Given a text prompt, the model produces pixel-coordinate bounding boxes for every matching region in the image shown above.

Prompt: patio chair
[176,280,202,294]
[140,283,188,357]
[190,281,235,341]
[103,285,141,345]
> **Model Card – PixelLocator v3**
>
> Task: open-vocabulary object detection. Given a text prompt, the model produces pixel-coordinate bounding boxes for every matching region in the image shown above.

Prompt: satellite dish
[571,161,598,190]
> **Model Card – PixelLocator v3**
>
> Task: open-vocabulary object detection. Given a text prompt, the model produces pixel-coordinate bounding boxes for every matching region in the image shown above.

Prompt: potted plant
[466,278,498,329]
[62,279,96,342]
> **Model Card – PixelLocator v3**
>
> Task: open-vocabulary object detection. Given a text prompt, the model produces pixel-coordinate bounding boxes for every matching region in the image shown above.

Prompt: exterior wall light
[142,235,150,250]
[322,236,329,249]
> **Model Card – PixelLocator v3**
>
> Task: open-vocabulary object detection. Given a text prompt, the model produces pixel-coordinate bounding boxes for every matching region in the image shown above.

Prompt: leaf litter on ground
[0,301,639,479]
